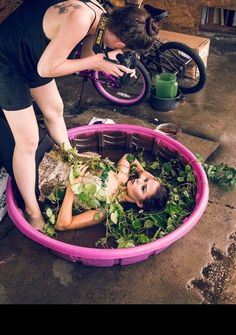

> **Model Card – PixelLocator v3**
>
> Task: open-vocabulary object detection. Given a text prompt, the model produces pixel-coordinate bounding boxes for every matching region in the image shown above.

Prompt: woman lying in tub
[44,149,168,232]
[0,112,168,233]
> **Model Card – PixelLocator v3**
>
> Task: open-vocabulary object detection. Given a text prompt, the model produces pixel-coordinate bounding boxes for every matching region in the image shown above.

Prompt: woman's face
[126,176,161,207]
[104,30,126,50]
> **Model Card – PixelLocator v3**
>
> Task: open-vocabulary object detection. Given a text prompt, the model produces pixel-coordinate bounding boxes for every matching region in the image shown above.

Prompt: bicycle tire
[155,41,206,94]
[92,60,151,106]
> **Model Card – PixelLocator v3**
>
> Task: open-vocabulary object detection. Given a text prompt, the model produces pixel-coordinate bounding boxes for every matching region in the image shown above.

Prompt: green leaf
[187,172,196,183]
[73,165,79,178]
[167,217,173,226]
[196,154,204,163]
[48,193,57,203]
[183,190,189,198]
[172,194,179,202]
[57,189,66,200]
[127,154,135,164]
[71,183,80,194]
[84,183,97,194]
[144,219,154,229]
[93,212,101,221]
[46,208,53,217]
[124,241,135,248]
[163,161,172,173]
[141,161,147,168]
[150,161,160,170]
[139,234,149,244]
[110,211,119,224]
[44,224,56,238]
[132,219,142,230]
[99,162,107,170]
[49,214,56,225]
[185,165,192,173]
[179,199,186,206]
[117,237,126,248]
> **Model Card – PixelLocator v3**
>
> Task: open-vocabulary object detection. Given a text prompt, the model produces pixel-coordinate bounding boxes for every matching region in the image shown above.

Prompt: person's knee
[44,98,64,123]
[15,135,39,154]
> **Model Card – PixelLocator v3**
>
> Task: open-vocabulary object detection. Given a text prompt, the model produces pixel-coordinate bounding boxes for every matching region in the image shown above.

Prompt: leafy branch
[196,154,236,191]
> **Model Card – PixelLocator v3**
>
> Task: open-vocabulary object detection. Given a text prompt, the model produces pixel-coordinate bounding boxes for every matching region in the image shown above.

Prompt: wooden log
[38,148,71,201]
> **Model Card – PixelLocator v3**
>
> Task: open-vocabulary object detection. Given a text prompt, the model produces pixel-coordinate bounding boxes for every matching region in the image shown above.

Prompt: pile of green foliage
[99,152,197,248]
[43,146,197,248]
[196,154,236,191]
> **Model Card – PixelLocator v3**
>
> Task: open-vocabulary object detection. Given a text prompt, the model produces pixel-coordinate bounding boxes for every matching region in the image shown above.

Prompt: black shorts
[0,59,53,111]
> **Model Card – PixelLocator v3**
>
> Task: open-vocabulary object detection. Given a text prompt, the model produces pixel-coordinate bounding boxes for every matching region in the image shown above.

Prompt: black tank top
[0,0,100,84]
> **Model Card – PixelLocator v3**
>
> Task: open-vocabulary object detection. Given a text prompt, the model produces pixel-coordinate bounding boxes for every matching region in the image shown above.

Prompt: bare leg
[3,107,45,231]
[30,80,71,149]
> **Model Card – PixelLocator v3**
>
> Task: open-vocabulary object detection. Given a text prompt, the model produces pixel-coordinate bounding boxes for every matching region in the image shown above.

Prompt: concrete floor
[0,42,236,304]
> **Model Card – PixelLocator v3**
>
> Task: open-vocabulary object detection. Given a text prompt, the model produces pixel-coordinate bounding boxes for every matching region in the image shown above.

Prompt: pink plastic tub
[6,124,209,267]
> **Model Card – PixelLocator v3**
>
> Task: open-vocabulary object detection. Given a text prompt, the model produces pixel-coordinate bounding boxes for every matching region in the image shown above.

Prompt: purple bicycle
[71,0,206,107]
[73,49,151,107]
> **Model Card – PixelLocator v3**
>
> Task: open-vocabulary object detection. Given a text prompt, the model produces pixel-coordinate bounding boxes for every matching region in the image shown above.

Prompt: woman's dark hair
[108,6,159,51]
[143,183,169,211]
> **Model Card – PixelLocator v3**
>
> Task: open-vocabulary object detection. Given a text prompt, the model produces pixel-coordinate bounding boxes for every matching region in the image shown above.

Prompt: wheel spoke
[95,69,145,101]
[144,47,202,92]
[93,60,150,106]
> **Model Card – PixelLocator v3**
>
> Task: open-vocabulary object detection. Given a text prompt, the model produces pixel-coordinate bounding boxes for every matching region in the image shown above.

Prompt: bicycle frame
[95,0,206,94]
[139,40,183,76]
[139,39,205,87]
[73,50,123,89]
[72,53,149,105]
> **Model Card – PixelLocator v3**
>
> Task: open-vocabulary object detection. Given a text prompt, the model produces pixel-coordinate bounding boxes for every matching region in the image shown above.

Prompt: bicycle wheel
[92,60,151,106]
[143,41,206,94]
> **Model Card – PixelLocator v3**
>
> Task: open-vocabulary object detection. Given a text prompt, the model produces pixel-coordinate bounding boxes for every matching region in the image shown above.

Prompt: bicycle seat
[144,4,168,22]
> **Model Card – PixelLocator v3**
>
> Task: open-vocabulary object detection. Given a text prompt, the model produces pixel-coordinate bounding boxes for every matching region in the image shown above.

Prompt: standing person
[0,109,55,218]
[0,0,158,231]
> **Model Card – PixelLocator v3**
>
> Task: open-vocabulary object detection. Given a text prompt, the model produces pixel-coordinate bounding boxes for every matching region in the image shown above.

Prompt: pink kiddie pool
[6,124,209,267]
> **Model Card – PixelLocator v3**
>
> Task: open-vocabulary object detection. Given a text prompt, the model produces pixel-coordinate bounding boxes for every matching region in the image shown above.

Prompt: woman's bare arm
[38,8,97,77]
[134,159,157,180]
[116,154,131,184]
[55,183,105,231]
[37,8,131,78]
[117,154,156,183]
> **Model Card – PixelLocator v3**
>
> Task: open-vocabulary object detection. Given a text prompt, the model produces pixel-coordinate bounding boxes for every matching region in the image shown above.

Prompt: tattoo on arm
[53,3,83,15]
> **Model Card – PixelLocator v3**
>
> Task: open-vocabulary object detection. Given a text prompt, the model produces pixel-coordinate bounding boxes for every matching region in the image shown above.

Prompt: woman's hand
[107,49,123,61]
[139,169,157,181]
[70,164,88,185]
[131,159,144,174]
[93,51,136,78]
[129,157,156,180]
[117,154,131,184]
[106,50,136,78]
